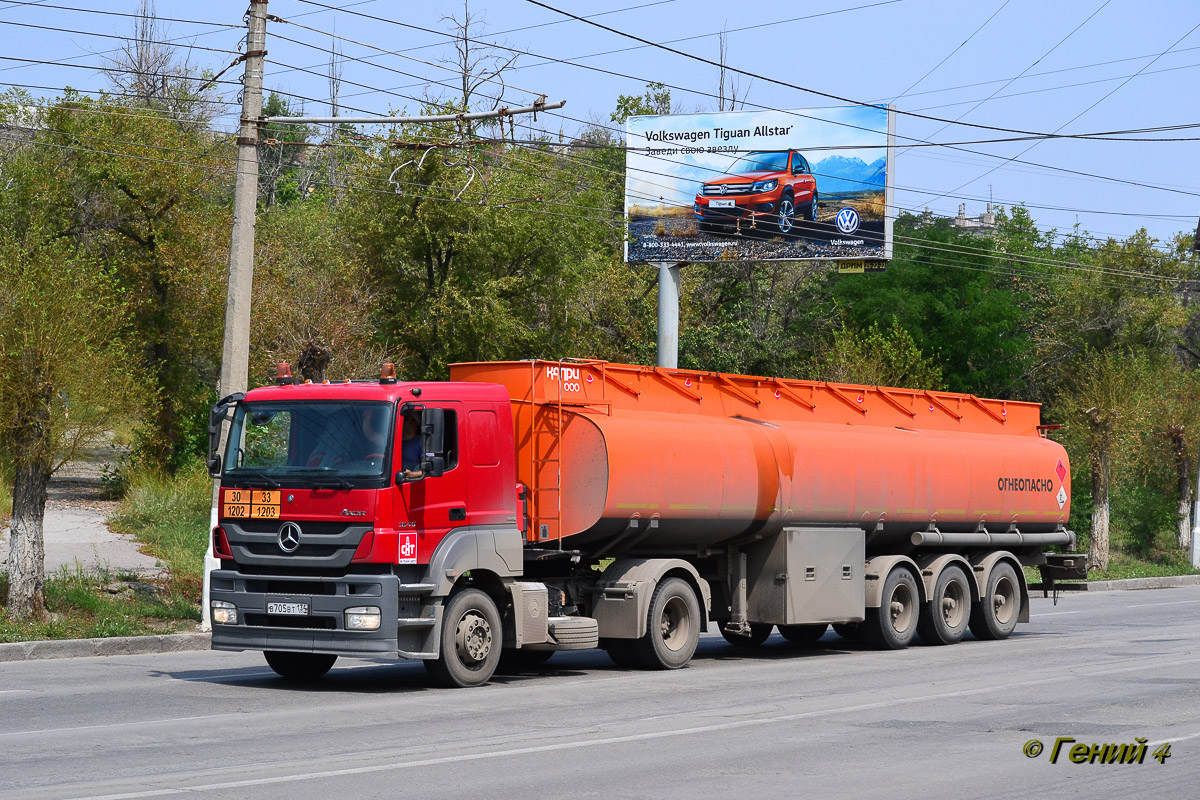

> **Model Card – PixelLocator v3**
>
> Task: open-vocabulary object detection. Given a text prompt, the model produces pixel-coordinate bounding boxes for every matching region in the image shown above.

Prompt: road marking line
[57,654,1200,800]
[0,713,241,739]
[1127,600,1200,609]
[0,689,31,694]
[1147,730,1200,748]
[1035,611,1083,616]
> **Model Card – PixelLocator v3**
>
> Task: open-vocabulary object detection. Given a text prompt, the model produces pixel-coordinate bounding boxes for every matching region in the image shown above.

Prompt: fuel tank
[449,360,1071,555]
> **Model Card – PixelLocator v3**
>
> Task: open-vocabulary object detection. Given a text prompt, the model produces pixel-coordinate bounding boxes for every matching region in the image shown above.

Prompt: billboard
[624,105,893,264]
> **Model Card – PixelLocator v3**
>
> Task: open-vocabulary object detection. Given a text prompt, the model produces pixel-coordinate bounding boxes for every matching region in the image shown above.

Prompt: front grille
[237,520,349,536]
[703,183,752,196]
[245,579,338,595]
[244,542,342,558]
[244,613,338,630]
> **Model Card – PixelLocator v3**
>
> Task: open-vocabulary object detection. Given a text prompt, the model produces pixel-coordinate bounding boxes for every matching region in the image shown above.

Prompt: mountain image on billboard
[624,105,892,263]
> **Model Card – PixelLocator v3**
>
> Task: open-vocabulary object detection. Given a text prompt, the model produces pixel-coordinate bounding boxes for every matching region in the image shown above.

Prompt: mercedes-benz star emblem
[277,522,302,553]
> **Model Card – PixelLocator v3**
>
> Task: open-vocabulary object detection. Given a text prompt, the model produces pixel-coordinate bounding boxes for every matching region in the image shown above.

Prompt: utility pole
[205,0,268,630]
[218,0,269,402]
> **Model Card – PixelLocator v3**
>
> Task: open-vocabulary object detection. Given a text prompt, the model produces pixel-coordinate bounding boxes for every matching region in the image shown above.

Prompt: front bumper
[693,192,779,222]
[209,569,399,656]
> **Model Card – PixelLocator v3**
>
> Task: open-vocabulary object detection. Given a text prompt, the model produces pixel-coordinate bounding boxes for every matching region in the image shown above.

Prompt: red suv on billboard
[693,150,818,235]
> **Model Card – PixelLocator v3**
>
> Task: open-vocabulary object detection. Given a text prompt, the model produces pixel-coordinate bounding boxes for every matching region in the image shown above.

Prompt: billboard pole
[657,263,682,368]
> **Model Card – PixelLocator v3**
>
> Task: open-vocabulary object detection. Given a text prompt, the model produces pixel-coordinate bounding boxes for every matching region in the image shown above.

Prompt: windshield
[727,151,789,174]
[223,400,394,487]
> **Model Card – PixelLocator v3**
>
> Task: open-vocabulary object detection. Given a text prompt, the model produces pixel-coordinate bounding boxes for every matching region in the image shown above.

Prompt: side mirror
[422,407,444,453]
[206,392,244,477]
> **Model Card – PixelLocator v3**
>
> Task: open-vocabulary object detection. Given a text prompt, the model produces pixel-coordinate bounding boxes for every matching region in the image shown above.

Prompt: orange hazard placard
[223,489,281,520]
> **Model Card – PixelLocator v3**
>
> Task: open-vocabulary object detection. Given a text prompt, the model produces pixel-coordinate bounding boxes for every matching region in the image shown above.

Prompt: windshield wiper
[227,469,281,489]
[311,477,354,490]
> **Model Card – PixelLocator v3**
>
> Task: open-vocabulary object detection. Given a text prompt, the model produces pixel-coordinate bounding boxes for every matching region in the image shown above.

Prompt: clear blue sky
[2,0,1198,245]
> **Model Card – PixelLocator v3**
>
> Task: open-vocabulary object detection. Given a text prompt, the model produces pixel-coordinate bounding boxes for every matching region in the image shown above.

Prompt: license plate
[710,199,736,208]
[267,601,309,616]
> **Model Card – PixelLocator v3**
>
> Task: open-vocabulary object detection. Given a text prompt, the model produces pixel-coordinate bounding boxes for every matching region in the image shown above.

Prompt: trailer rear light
[211,600,238,625]
[351,529,375,560]
[213,527,233,559]
[345,606,381,631]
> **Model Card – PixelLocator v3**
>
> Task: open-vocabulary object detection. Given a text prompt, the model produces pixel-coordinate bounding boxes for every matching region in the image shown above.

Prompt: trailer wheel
[425,589,502,688]
[917,564,972,645]
[601,639,641,669]
[720,623,773,647]
[864,566,919,650]
[968,561,1021,641]
[263,651,337,680]
[832,622,862,640]
[634,577,701,669]
[779,623,828,645]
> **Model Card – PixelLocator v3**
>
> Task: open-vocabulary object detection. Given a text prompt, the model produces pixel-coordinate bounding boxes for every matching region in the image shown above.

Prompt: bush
[108,460,212,590]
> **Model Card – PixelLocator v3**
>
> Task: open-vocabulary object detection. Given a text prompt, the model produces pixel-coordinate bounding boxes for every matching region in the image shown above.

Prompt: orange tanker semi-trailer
[450,359,1081,664]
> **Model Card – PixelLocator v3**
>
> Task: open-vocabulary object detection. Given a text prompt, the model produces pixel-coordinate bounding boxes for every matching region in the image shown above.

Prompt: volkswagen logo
[277,522,302,553]
[835,207,861,234]
[720,184,728,195]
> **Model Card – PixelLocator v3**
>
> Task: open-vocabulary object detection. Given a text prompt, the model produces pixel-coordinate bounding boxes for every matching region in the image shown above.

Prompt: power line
[890,0,1012,101]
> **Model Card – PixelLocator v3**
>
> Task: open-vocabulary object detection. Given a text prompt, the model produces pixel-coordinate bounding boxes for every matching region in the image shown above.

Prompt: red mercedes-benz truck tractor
[206,359,1085,687]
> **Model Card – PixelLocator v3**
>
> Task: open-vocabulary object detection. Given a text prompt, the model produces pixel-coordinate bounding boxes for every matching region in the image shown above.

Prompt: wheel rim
[455,610,493,664]
[888,582,915,634]
[993,575,1016,625]
[778,199,794,233]
[659,595,692,652]
[942,577,967,629]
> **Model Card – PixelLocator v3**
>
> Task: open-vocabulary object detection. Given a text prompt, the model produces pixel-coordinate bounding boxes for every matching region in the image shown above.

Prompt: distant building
[949,202,998,234]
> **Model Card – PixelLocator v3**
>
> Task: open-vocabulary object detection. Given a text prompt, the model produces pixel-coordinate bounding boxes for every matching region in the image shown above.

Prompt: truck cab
[206,364,534,686]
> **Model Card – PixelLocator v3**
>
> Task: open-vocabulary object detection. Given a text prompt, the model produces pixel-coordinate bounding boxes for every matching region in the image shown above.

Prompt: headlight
[345,606,382,631]
[211,600,238,625]
[752,179,778,193]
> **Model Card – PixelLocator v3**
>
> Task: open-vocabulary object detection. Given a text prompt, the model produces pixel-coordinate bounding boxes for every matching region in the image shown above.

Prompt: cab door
[395,404,466,540]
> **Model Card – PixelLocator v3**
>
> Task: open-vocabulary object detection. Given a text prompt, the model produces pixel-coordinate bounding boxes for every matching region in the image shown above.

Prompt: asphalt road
[2,587,1198,800]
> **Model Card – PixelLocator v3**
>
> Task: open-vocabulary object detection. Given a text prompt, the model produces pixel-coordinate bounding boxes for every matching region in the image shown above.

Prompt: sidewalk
[0,444,161,578]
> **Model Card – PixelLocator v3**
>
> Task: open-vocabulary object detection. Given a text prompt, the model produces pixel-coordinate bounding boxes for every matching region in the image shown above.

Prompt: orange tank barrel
[449,360,1071,553]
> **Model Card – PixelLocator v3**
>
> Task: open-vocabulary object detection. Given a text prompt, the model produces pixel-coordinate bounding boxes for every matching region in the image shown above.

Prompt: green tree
[610,82,673,125]
[0,236,139,620]
[812,319,945,389]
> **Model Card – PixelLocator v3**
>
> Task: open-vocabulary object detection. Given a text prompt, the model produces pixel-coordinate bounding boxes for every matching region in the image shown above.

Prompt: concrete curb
[1081,574,1200,592]
[0,632,211,663]
[3,576,1198,664]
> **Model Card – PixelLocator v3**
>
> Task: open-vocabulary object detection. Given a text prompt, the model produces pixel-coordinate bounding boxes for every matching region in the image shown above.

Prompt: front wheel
[633,577,701,669]
[425,588,502,687]
[775,193,796,235]
[264,651,337,680]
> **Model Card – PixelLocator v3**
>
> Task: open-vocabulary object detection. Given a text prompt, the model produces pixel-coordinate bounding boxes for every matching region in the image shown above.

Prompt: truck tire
[496,648,555,674]
[917,564,972,646]
[425,588,502,688]
[720,623,773,647]
[602,638,641,669]
[832,622,862,640]
[968,561,1021,641]
[864,566,919,650]
[633,577,701,669]
[779,623,828,645]
[263,651,337,680]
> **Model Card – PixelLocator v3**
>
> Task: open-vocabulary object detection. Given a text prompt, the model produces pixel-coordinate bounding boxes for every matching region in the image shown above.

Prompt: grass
[0,566,200,643]
[108,461,212,598]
